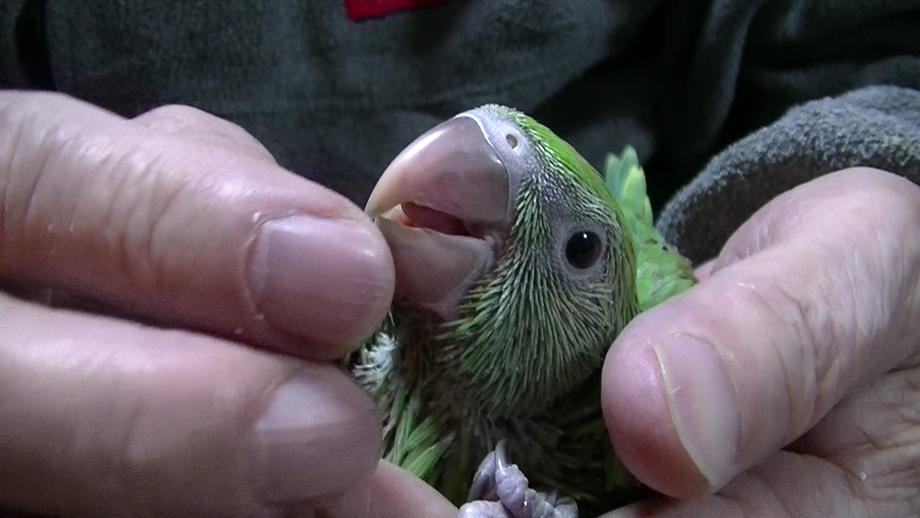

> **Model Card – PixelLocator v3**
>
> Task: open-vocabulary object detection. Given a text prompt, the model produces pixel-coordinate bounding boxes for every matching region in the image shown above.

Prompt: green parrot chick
[357,105,693,517]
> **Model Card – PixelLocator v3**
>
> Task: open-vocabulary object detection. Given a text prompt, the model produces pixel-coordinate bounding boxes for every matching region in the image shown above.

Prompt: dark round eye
[565,231,602,270]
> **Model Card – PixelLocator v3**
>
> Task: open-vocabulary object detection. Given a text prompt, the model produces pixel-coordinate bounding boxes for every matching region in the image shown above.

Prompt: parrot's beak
[366,115,514,321]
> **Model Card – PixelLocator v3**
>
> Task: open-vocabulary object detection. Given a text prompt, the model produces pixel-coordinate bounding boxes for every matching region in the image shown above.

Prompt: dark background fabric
[2,0,919,261]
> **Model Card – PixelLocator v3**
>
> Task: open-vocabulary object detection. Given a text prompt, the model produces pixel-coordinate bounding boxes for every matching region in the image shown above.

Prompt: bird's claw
[459,440,578,518]
[468,449,498,501]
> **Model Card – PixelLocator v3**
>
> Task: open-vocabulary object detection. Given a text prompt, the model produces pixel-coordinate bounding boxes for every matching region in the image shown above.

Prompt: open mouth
[398,202,469,235]
[369,204,506,321]
[391,201,508,256]
[365,115,514,320]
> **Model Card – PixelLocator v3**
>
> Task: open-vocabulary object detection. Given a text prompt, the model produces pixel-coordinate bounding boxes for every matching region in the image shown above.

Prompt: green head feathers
[433,105,641,417]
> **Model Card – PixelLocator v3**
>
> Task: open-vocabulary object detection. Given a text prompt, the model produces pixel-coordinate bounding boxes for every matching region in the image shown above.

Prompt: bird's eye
[565,231,602,270]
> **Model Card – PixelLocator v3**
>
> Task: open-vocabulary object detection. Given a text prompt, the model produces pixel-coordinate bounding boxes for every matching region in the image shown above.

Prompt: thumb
[0,91,393,358]
[0,292,382,516]
[602,168,920,497]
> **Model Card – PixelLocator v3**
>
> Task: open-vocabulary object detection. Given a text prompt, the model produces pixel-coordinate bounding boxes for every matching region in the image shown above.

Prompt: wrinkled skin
[602,169,920,517]
[0,91,453,518]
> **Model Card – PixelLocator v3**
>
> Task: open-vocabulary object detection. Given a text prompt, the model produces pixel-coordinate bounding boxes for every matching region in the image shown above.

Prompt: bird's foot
[458,440,578,518]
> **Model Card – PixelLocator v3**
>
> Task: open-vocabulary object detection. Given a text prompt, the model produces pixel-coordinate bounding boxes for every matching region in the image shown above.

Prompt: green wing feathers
[603,147,697,311]
[604,146,653,230]
[383,386,453,480]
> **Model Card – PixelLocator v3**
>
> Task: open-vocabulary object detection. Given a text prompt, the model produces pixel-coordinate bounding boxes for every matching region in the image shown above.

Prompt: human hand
[0,91,455,518]
[602,168,920,517]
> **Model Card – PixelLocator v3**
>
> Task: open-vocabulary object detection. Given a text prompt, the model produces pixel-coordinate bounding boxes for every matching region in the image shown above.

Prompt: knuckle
[740,273,826,435]
[0,93,101,275]
[133,103,214,129]
[132,105,273,162]
[113,151,195,292]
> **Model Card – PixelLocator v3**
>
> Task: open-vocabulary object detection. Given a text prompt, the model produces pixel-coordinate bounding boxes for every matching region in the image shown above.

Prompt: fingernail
[250,365,381,504]
[653,334,740,489]
[248,215,394,350]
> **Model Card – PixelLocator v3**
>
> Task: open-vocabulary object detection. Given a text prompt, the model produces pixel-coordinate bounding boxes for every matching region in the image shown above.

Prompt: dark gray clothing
[3,0,919,262]
[659,85,920,260]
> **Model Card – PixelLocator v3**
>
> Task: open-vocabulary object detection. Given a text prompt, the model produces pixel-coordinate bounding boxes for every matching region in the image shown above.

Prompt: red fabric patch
[345,0,446,20]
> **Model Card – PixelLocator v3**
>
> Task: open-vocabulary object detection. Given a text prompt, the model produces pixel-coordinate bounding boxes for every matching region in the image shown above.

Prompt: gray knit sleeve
[656,85,920,263]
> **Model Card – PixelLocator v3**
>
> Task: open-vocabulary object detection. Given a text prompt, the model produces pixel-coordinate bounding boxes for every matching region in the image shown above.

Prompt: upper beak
[365,115,513,320]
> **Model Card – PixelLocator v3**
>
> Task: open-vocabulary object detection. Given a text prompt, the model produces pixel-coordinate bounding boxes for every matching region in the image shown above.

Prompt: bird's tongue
[400,202,468,235]
[365,116,513,321]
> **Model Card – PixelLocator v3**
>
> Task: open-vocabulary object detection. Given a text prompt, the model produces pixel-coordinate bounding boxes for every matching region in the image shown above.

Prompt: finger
[693,259,715,281]
[317,461,458,518]
[605,362,920,517]
[0,92,394,358]
[603,453,875,518]
[606,439,919,518]
[789,357,920,496]
[132,104,277,162]
[0,292,381,516]
[602,168,920,497]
